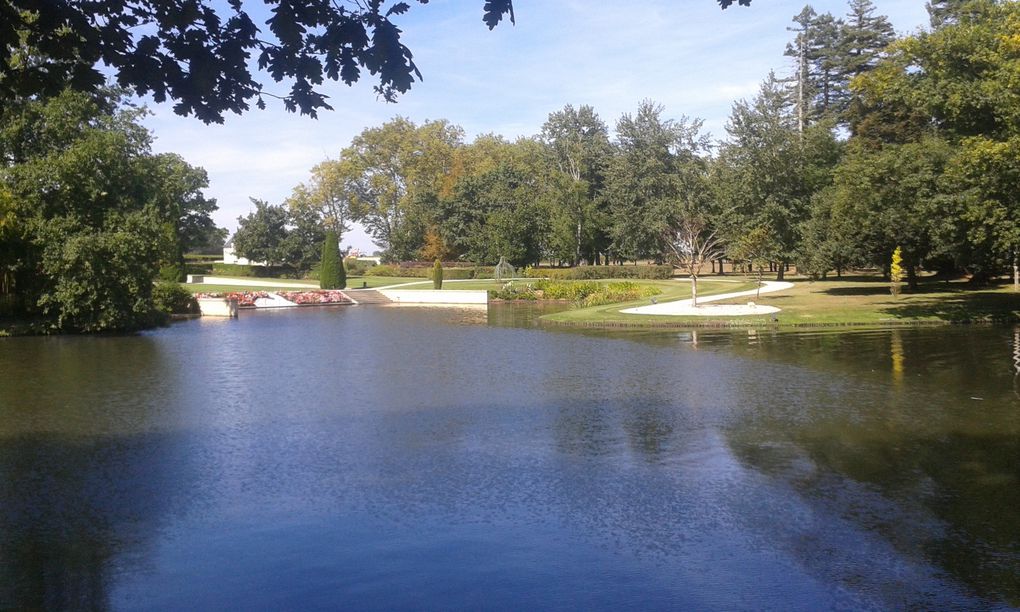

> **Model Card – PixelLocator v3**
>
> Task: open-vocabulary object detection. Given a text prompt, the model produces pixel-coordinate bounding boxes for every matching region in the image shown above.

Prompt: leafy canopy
[0,1,755,123]
[0,0,518,122]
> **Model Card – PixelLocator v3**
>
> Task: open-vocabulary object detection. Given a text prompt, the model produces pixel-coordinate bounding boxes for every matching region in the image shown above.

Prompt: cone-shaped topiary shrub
[320,231,344,289]
[433,259,443,289]
[337,255,347,290]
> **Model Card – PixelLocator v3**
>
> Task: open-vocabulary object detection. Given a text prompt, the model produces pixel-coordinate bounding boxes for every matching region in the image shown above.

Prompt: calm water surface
[1,305,1018,610]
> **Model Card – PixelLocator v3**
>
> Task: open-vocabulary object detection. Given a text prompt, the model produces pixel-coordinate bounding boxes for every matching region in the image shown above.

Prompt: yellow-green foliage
[529,280,661,305]
[890,246,903,296]
[432,259,443,289]
[578,282,661,307]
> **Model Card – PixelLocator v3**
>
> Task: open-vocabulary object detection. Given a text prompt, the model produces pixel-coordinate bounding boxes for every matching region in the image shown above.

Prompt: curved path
[622,280,794,316]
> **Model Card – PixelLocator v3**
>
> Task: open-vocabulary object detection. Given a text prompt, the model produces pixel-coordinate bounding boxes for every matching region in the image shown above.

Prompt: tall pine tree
[785,6,845,128]
[837,0,895,102]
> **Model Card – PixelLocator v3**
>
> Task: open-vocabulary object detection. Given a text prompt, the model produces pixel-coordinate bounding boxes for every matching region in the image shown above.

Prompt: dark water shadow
[727,422,1020,608]
[0,429,202,610]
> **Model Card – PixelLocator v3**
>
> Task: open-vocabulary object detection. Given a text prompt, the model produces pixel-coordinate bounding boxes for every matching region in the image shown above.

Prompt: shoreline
[538,317,1013,330]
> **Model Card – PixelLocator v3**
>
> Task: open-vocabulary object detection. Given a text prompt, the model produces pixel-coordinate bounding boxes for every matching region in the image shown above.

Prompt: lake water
[1,305,1018,610]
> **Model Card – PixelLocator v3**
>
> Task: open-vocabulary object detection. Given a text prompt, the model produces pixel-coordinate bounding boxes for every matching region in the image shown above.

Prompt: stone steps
[343,289,392,305]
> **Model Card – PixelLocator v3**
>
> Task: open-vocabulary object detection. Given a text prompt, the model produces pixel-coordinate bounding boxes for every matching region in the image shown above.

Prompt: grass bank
[542,275,1020,328]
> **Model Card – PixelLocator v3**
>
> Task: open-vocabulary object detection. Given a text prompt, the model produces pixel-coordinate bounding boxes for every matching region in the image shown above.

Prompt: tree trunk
[691,274,699,307]
[573,220,582,267]
[1014,251,1018,293]
[776,261,785,281]
[717,256,725,276]
[907,264,918,290]
[711,259,716,274]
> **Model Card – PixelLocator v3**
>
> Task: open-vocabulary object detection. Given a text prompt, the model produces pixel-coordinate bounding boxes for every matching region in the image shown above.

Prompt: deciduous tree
[604,100,709,262]
[540,104,611,265]
[1,1,519,122]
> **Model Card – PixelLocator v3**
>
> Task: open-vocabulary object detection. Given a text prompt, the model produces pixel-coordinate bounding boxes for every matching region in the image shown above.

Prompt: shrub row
[211,263,304,278]
[367,265,494,279]
[397,260,471,268]
[524,265,674,280]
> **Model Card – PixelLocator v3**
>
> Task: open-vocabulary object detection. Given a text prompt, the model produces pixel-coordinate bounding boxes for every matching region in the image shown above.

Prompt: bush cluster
[576,281,661,307]
[184,262,214,275]
[344,258,376,276]
[488,282,538,301]
[524,265,673,280]
[490,280,662,305]
[532,280,601,300]
[151,282,200,315]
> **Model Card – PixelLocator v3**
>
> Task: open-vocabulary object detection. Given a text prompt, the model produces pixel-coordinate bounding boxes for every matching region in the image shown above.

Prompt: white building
[221,235,266,266]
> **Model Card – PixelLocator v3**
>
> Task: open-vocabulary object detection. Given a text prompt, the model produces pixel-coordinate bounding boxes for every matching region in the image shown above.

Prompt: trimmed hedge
[398,260,469,268]
[367,265,494,279]
[185,262,214,275]
[211,263,302,278]
[525,265,674,280]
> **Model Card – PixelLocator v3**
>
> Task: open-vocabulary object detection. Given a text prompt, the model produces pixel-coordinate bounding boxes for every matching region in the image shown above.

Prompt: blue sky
[141,0,930,252]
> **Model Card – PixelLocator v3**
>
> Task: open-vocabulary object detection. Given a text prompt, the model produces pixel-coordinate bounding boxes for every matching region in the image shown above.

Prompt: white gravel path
[622,280,795,316]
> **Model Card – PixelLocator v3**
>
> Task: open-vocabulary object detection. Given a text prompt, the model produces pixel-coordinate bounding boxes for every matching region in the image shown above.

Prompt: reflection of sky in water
[0,311,1017,609]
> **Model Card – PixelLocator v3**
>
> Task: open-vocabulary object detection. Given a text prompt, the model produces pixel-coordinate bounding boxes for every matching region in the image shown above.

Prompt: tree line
[237,0,1018,290]
[0,89,224,331]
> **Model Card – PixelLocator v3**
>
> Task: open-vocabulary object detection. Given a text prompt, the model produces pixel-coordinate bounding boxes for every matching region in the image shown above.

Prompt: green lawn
[540,275,1020,328]
[708,277,1020,326]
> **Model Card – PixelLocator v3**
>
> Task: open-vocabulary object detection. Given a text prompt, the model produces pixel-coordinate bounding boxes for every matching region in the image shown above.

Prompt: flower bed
[277,290,351,305]
[195,290,352,308]
[194,291,269,307]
